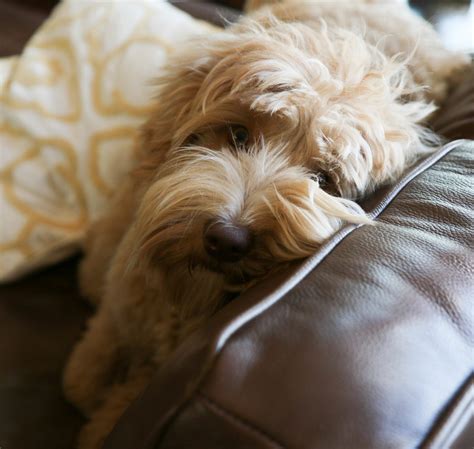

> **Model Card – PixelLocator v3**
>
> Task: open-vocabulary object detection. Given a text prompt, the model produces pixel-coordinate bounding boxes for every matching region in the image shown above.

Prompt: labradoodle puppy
[63,0,469,447]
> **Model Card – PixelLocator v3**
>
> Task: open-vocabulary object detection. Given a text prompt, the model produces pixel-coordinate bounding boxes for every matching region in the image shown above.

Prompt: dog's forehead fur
[143,14,435,199]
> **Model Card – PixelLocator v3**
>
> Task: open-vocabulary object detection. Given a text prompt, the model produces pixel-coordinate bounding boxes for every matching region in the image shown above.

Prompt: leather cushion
[105,140,474,449]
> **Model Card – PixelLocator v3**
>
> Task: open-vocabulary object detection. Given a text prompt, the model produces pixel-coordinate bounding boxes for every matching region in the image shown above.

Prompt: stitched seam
[197,392,287,449]
[367,139,468,219]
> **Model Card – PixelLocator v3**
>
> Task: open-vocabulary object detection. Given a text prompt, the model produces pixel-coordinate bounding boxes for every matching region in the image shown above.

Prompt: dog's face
[133,15,434,289]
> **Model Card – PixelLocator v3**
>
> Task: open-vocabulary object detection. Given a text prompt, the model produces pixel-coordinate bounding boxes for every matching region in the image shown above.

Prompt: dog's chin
[193,257,242,277]
[188,255,253,290]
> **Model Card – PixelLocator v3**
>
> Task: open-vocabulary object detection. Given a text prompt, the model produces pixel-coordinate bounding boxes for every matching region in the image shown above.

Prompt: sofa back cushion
[104,137,473,448]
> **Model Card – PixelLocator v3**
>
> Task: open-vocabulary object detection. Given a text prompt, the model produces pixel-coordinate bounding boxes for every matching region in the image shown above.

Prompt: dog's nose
[204,223,252,262]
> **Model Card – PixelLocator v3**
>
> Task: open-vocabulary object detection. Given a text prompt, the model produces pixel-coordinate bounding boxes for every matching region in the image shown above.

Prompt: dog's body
[64,1,469,447]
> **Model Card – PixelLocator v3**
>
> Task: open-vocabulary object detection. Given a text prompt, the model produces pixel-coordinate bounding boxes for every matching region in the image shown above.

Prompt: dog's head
[132,14,435,289]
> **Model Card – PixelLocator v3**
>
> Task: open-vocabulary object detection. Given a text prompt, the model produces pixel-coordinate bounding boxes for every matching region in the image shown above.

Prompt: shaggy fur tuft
[64,1,469,447]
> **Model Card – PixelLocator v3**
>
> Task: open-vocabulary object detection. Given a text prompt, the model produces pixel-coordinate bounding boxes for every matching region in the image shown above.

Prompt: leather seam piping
[196,391,287,449]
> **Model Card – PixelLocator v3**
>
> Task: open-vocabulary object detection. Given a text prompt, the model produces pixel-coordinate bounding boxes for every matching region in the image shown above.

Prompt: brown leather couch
[0,1,472,449]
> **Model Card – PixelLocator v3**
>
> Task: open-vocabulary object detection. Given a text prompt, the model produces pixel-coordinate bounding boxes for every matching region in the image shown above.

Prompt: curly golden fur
[63,1,469,447]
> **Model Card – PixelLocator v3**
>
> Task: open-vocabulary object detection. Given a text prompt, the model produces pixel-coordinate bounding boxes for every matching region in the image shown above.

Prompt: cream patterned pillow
[0,0,215,282]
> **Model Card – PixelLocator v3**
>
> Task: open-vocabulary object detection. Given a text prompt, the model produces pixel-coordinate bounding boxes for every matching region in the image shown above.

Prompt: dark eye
[314,171,340,195]
[228,125,249,149]
[317,172,329,187]
[184,134,199,146]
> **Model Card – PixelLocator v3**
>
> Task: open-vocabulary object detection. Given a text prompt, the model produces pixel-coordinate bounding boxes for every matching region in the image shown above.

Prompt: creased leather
[104,140,474,449]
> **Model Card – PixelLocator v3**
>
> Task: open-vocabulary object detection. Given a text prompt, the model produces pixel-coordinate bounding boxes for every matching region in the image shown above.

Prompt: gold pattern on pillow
[0,0,215,282]
[89,127,139,197]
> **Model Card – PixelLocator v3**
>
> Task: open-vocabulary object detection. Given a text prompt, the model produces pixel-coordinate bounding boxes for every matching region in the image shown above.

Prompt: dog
[63,1,469,447]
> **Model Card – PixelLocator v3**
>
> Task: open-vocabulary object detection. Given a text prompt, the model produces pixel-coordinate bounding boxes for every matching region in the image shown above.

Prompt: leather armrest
[104,140,474,448]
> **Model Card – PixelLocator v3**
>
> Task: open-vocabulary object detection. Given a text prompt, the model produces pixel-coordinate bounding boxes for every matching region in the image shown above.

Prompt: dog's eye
[316,171,335,188]
[228,125,249,150]
[317,172,329,187]
[315,171,341,196]
[185,134,199,146]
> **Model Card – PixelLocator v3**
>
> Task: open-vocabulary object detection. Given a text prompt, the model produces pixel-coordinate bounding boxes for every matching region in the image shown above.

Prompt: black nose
[204,223,252,263]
